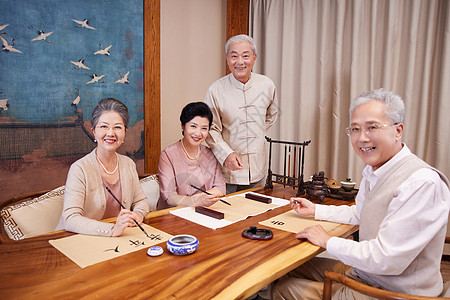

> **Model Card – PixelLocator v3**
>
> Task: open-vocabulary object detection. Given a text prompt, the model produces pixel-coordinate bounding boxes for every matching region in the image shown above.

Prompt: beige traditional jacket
[204,73,278,185]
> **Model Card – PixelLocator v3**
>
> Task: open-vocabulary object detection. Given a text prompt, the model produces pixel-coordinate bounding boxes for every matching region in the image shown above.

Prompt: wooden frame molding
[144,0,161,174]
[143,0,249,173]
[226,0,250,73]
[226,0,250,40]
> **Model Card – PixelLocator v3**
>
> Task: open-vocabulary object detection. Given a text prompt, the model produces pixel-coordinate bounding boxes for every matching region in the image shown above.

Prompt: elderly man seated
[273,89,450,299]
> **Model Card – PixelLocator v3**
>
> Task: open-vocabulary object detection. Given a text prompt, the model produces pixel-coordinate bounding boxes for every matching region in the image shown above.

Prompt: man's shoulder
[252,72,273,81]
[207,74,232,89]
[207,73,275,87]
[389,154,449,188]
[401,152,448,184]
[408,166,449,188]
[251,73,276,91]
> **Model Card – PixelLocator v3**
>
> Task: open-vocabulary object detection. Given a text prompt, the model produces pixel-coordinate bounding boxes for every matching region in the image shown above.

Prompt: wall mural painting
[0,0,144,204]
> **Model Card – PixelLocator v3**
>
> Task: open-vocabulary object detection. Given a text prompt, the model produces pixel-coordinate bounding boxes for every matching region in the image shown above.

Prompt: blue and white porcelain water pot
[167,235,199,255]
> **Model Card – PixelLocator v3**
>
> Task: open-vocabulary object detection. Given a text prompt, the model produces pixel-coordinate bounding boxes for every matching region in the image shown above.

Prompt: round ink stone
[147,246,163,257]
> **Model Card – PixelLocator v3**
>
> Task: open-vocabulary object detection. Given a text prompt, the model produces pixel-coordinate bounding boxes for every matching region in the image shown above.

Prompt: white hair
[225,34,257,55]
[350,88,405,124]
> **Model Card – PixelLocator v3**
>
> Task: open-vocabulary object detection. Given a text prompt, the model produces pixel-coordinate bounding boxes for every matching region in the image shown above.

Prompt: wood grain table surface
[0,183,358,299]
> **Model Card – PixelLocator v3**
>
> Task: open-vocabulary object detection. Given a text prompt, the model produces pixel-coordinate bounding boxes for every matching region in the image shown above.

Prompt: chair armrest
[323,271,444,300]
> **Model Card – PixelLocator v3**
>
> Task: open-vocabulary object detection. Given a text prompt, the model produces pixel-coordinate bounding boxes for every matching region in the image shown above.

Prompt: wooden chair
[323,236,450,299]
[323,270,450,299]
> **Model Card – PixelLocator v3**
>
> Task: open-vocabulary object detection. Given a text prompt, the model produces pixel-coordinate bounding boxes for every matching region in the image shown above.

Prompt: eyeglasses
[96,124,125,133]
[345,123,398,137]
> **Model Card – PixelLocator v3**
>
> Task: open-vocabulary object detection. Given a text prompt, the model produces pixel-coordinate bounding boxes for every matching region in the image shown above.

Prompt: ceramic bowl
[167,234,199,255]
[329,185,341,192]
[340,180,356,192]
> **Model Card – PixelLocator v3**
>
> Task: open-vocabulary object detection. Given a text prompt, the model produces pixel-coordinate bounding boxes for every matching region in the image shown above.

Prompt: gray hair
[91,98,129,129]
[225,34,257,55]
[350,89,405,124]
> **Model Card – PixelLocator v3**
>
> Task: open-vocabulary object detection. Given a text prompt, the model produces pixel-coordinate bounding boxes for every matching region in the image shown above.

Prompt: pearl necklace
[180,140,200,160]
[96,153,119,175]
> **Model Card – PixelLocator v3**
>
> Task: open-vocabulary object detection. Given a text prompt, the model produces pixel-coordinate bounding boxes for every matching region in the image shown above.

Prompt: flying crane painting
[0,0,145,205]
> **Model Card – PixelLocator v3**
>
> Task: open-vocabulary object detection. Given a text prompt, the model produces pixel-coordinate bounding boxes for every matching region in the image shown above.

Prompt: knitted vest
[355,154,449,296]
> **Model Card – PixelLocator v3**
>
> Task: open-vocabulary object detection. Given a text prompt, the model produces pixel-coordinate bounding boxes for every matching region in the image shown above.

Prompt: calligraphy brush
[288,146,291,185]
[190,184,232,206]
[104,186,150,238]
[293,146,297,189]
[283,145,287,187]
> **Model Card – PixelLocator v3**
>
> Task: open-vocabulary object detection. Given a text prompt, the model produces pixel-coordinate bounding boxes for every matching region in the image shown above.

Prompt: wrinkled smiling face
[350,101,403,171]
[182,116,210,147]
[226,41,257,84]
[92,111,126,153]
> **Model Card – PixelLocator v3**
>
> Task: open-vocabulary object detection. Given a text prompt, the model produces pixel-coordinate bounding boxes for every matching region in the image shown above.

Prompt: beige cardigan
[56,149,149,236]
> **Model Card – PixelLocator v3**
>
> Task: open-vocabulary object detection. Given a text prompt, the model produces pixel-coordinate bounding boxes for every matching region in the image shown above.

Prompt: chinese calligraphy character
[104,245,120,252]
[271,220,285,226]
[129,239,146,246]
[148,234,163,240]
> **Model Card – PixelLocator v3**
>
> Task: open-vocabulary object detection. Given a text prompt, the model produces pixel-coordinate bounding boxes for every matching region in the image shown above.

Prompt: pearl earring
[94,139,97,143]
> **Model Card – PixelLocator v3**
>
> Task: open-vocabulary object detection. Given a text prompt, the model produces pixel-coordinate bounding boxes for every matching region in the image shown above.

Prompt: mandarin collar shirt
[205,72,278,185]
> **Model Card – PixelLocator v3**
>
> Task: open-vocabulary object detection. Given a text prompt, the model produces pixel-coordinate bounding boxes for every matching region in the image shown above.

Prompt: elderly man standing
[273,89,450,299]
[204,34,278,195]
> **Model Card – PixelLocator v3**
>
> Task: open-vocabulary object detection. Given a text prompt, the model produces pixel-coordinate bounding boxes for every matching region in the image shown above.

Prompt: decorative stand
[264,137,311,197]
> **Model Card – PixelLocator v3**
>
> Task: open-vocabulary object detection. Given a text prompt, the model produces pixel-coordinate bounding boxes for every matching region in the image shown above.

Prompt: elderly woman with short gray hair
[56,98,149,237]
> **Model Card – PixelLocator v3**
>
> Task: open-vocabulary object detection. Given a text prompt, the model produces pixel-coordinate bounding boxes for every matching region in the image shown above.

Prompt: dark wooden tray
[328,188,358,200]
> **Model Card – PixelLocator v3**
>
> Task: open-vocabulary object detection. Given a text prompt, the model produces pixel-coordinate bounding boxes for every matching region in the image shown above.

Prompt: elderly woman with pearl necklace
[56,98,149,237]
[157,102,226,210]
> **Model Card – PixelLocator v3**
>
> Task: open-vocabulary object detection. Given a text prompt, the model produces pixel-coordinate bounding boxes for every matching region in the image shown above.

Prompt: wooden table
[0,184,357,299]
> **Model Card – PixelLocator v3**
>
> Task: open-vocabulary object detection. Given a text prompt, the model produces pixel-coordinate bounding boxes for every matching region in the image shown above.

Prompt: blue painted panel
[0,0,144,126]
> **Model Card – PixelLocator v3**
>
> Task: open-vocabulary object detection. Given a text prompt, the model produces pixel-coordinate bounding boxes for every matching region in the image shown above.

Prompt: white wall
[161,0,226,150]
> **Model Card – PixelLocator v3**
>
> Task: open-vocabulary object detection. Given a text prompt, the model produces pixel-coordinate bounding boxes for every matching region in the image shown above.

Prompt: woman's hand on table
[290,197,315,216]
